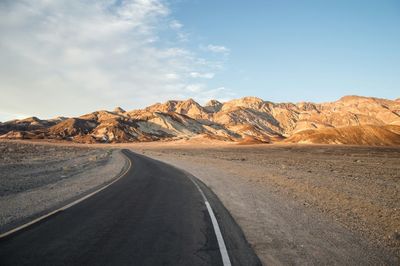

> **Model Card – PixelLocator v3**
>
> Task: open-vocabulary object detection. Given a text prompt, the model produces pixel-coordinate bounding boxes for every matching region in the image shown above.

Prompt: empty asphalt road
[0,149,260,266]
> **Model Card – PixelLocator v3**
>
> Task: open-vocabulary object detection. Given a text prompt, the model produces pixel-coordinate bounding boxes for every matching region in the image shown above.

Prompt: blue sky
[171,0,400,102]
[0,0,399,120]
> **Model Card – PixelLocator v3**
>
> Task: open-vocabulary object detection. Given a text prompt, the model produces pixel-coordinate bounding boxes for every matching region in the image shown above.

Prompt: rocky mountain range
[1,95,400,145]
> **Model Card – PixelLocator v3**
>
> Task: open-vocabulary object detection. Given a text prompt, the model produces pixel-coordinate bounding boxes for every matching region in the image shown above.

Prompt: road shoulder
[0,149,128,234]
[141,149,398,265]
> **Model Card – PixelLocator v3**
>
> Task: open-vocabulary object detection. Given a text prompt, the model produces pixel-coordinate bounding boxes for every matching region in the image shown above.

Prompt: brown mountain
[1,95,399,146]
[286,125,400,146]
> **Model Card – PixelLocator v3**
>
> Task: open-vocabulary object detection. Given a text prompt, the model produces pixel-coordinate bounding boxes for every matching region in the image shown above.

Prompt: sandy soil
[130,143,400,265]
[0,141,127,232]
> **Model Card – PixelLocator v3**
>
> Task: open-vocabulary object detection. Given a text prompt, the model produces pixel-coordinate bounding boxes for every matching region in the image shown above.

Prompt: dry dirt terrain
[130,142,400,265]
[0,141,126,232]
[1,140,399,265]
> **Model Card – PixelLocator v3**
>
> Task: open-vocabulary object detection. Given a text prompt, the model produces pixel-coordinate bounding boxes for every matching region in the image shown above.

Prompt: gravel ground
[1,140,398,264]
[0,141,127,232]
[133,143,400,265]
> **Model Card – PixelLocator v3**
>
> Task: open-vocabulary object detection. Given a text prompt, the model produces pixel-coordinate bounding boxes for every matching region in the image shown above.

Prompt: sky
[0,0,399,121]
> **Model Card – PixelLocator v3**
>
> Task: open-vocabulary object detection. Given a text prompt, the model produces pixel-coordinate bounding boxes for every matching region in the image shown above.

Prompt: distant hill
[285,125,400,146]
[1,95,400,146]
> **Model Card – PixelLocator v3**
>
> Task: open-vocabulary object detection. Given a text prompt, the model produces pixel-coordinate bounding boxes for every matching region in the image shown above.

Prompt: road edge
[137,151,262,266]
[188,174,232,266]
[0,149,132,239]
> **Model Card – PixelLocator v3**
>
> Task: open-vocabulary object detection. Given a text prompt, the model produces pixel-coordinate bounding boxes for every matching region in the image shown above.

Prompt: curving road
[0,150,260,266]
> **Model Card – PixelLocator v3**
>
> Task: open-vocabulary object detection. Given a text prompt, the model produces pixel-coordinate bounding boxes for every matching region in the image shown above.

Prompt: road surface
[0,149,260,265]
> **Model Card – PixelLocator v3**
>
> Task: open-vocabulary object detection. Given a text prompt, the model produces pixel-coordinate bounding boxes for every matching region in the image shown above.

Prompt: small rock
[390,231,400,241]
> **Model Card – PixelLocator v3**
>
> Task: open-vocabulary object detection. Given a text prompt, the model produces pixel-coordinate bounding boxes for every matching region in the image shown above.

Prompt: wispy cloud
[169,20,183,29]
[0,0,233,120]
[189,72,215,79]
[203,44,230,54]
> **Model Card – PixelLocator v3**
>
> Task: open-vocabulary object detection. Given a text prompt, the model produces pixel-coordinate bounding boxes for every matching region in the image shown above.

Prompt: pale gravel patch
[138,148,398,265]
[0,150,126,231]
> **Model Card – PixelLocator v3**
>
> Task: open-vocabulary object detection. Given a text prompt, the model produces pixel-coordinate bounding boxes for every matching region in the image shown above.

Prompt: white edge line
[189,177,232,266]
[0,150,132,239]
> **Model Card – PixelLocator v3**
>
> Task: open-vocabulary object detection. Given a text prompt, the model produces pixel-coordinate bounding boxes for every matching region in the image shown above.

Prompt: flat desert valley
[1,0,399,264]
[1,140,399,265]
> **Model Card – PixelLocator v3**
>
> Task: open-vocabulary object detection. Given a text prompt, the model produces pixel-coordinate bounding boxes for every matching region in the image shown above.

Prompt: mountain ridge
[1,95,400,146]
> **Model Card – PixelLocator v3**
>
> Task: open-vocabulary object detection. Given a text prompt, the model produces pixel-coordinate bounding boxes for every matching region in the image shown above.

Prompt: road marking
[189,177,232,266]
[0,150,132,239]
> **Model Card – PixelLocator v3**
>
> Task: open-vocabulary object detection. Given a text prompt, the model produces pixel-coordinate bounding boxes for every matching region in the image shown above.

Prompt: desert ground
[1,140,399,265]
[129,142,400,264]
[0,141,127,232]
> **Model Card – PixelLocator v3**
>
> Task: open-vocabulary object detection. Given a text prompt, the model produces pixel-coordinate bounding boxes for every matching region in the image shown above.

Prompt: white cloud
[185,83,204,92]
[189,72,215,79]
[0,0,230,120]
[204,44,230,54]
[169,20,183,29]
[165,73,180,80]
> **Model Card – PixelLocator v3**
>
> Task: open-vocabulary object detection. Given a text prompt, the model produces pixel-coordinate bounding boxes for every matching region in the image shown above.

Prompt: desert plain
[0,139,399,265]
